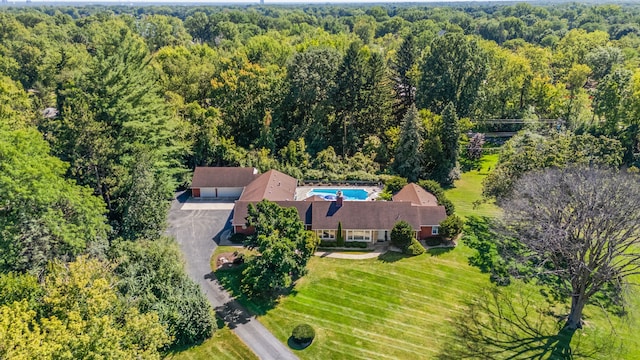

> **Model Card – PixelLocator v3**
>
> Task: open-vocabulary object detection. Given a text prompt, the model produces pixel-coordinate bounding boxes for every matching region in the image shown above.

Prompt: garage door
[217,187,244,198]
[200,188,217,198]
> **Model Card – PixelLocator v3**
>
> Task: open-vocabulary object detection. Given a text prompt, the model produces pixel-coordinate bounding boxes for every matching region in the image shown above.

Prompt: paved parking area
[167,192,298,360]
[180,198,236,210]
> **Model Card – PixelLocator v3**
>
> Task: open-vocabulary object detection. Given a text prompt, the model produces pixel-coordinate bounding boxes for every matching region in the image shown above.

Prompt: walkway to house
[314,243,390,259]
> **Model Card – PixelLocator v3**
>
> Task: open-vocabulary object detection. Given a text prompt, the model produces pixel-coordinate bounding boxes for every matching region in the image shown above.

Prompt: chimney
[336,190,343,208]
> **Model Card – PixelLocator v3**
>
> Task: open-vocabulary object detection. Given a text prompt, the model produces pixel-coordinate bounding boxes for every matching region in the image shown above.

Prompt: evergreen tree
[391,34,417,125]
[433,102,460,185]
[393,104,423,182]
[48,20,185,238]
[332,41,367,156]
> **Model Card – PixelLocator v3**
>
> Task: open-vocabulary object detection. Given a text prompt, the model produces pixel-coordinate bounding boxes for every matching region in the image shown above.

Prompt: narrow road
[167,192,298,360]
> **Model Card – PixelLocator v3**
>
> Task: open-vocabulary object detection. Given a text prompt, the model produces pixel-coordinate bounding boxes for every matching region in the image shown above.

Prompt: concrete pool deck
[294,185,383,201]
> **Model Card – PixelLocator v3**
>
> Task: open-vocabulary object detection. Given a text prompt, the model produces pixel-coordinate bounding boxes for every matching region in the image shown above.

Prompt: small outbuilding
[190,167,258,199]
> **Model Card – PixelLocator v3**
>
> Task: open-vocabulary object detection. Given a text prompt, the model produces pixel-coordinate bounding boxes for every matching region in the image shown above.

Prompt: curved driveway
[167,192,298,360]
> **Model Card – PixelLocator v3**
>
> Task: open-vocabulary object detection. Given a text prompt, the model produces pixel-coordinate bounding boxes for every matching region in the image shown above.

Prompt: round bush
[292,324,315,344]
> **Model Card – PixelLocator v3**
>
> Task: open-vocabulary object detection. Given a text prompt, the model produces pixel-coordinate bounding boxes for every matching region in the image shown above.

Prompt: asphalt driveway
[167,192,298,360]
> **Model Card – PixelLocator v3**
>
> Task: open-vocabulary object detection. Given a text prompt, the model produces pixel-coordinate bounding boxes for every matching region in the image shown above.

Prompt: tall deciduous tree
[241,200,318,299]
[417,33,488,117]
[280,47,341,153]
[499,167,640,330]
[393,104,423,182]
[0,127,109,274]
[484,131,624,200]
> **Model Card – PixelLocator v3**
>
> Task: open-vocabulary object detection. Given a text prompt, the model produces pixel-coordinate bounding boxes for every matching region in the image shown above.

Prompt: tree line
[2,2,640,356]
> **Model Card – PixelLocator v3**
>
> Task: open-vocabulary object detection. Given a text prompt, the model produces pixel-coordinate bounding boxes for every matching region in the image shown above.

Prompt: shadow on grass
[427,247,455,257]
[212,264,298,322]
[287,337,313,350]
[437,287,620,360]
[377,251,411,263]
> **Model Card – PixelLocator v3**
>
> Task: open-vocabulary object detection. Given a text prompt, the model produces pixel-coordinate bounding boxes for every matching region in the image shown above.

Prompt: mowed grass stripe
[277,301,449,350]
[273,306,435,357]
[281,292,458,341]
[309,281,467,321]
[310,275,474,316]
[322,270,482,306]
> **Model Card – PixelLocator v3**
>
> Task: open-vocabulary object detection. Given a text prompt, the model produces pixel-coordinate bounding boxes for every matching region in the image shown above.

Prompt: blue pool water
[308,188,369,201]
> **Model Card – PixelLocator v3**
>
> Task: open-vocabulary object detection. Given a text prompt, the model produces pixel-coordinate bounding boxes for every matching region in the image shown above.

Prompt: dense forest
[1,2,640,358]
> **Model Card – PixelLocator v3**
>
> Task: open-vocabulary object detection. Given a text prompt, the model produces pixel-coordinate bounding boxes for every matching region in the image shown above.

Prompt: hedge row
[319,240,368,248]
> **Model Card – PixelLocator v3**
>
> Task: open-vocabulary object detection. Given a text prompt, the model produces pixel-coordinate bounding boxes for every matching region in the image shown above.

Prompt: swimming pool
[307,188,369,201]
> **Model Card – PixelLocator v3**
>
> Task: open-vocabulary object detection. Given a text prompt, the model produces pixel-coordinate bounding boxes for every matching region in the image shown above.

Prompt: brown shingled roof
[418,206,447,226]
[238,170,297,201]
[191,167,258,188]
[393,183,438,206]
[303,195,326,201]
[311,201,422,230]
[233,200,313,226]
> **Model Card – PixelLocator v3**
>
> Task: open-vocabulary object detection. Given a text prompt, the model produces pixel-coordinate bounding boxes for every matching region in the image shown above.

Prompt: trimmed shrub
[319,240,337,247]
[391,220,414,250]
[292,324,315,344]
[230,233,247,244]
[344,242,368,248]
[405,239,425,256]
[424,237,443,246]
[440,215,464,239]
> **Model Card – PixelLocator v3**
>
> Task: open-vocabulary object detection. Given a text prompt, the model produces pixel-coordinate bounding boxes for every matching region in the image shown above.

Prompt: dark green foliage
[292,323,315,344]
[230,233,247,244]
[417,32,488,117]
[390,221,415,252]
[439,215,464,239]
[483,132,624,200]
[416,180,455,215]
[0,127,109,274]
[406,239,425,256]
[391,34,417,125]
[47,20,184,239]
[336,222,344,247]
[110,239,215,347]
[393,104,423,182]
[344,242,368,248]
[242,200,318,299]
[319,240,337,248]
[432,102,460,185]
[384,176,408,194]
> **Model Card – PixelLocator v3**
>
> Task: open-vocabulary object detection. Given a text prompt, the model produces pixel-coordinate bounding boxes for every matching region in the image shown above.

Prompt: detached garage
[191,167,259,199]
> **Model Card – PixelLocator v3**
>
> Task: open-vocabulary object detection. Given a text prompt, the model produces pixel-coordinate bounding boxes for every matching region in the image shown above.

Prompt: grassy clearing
[252,249,639,359]
[445,153,501,219]
[164,324,257,360]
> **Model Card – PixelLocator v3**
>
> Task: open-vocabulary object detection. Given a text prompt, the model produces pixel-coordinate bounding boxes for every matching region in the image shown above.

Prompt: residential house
[191,167,447,242]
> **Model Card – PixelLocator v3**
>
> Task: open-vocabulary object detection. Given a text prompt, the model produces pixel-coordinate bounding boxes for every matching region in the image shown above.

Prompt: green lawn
[164,325,257,360]
[249,249,639,359]
[445,153,501,219]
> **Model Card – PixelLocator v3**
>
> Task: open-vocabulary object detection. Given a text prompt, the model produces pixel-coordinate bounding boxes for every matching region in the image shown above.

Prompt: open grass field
[445,153,501,219]
[164,324,257,360]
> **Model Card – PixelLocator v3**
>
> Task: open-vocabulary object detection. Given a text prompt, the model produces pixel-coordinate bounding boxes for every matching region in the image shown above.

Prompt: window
[317,230,335,240]
[347,230,372,242]
[432,226,439,235]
